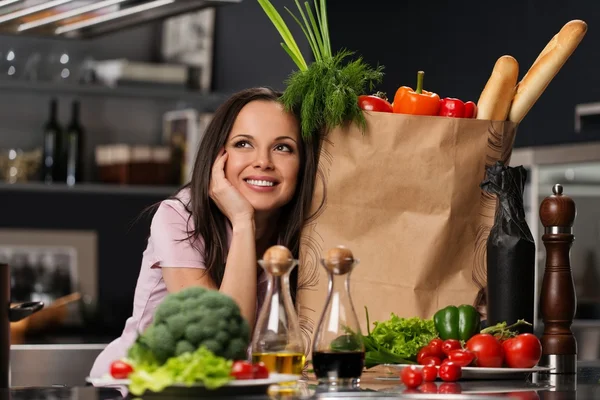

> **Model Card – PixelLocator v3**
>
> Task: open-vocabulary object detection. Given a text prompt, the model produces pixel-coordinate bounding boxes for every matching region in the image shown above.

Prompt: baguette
[476,55,519,121]
[508,20,587,123]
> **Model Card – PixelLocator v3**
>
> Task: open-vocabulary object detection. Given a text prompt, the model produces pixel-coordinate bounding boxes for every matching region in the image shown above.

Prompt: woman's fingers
[209,151,229,197]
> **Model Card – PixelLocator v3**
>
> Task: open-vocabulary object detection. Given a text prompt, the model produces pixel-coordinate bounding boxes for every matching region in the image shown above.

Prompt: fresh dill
[258,0,384,141]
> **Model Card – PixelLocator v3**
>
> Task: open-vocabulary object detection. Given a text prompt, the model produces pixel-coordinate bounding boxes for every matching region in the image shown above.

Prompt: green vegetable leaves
[128,347,233,396]
[362,307,436,368]
[258,0,384,140]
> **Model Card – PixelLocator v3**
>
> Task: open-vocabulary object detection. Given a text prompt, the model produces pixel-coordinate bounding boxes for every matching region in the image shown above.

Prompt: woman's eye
[275,144,292,152]
[234,140,251,148]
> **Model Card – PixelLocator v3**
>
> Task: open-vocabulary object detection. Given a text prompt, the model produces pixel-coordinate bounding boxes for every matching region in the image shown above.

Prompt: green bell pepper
[433,304,481,341]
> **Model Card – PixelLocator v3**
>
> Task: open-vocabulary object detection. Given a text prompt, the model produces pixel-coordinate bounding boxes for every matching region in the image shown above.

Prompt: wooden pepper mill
[539,183,577,374]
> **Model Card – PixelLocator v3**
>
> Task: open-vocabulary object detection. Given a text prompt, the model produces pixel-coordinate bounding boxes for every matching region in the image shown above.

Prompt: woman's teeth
[246,179,275,187]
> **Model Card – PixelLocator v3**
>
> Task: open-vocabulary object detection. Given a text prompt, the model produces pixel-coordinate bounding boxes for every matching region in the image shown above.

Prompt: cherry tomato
[465,333,504,368]
[252,362,269,379]
[110,360,133,379]
[231,360,254,380]
[442,339,462,356]
[439,361,462,382]
[418,382,438,393]
[427,338,446,359]
[417,346,436,364]
[439,382,462,394]
[400,366,423,389]
[447,349,475,367]
[421,365,438,382]
[358,94,393,113]
[502,333,542,368]
[421,356,442,366]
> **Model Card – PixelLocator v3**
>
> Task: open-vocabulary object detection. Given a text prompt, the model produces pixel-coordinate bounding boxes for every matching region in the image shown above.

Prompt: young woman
[90,87,321,377]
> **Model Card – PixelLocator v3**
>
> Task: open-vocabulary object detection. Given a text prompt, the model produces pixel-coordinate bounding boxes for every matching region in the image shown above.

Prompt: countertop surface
[4,362,600,399]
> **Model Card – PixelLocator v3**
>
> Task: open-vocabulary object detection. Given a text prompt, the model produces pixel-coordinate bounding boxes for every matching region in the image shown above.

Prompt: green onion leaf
[285,7,321,62]
[257,0,308,71]
[319,0,331,57]
[303,1,325,60]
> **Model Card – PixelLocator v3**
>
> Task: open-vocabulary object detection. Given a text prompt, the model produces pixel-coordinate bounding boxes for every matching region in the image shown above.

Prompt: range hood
[0,0,241,39]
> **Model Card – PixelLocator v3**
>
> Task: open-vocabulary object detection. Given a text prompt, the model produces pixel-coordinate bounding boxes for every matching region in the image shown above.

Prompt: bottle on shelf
[65,99,85,186]
[41,98,63,183]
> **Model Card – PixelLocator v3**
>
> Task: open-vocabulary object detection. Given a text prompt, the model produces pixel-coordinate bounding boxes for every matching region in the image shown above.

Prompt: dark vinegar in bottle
[312,351,365,380]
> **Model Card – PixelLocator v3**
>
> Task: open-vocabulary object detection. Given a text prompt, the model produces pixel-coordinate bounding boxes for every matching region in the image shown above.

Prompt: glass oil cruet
[251,245,305,376]
[312,245,365,385]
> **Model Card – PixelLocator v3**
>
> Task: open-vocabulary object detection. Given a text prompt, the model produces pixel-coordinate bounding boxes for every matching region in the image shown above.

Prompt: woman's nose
[253,152,274,170]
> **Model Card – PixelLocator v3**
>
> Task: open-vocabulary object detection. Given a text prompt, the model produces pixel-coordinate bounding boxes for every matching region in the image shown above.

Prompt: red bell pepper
[464,101,477,118]
[438,98,477,118]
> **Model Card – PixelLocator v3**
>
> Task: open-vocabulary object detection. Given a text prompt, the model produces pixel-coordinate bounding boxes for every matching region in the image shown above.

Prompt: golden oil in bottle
[252,352,306,375]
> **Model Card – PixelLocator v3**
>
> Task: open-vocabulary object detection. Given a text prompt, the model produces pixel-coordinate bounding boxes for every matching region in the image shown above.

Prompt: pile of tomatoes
[400,332,542,389]
[417,333,542,369]
[230,360,270,380]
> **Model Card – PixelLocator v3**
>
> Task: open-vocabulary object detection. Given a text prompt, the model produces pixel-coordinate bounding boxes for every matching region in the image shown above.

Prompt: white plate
[87,373,299,387]
[86,373,300,398]
[382,364,554,380]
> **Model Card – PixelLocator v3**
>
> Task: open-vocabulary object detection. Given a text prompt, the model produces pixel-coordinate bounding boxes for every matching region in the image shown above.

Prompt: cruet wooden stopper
[539,183,577,374]
[323,245,356,275]
[261,245,295,276]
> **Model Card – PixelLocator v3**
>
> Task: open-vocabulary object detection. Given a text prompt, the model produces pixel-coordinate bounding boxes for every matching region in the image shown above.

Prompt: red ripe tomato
[417,346,436,364]
[231,361,254,380]
[442,339,462,356]
[447,349,475,367]
[439,361,462,382]
[421,365,438,382]
[421,356,442,366]
[110,360,133,379]
[427,339,446,359]
[465,334,504,368]
[502,334,542,368]
[400,366,423,389]
[358,94,393,113]
[252,362,269,379]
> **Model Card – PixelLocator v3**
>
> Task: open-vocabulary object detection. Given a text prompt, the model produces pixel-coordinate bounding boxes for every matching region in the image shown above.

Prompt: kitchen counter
[4,362,600,399]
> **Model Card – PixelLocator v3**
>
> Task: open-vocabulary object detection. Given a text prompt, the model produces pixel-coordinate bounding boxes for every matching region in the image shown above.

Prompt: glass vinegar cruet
[251,245,305,375]
[312,246,365,385]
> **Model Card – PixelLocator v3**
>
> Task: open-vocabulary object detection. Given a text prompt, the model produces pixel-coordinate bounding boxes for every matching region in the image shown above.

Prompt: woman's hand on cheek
[209,150,255,227]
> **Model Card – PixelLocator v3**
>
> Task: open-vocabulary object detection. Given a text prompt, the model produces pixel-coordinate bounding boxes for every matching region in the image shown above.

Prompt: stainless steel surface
[0,0,242,39]
[539,354,577,374]
[10,344,105,387]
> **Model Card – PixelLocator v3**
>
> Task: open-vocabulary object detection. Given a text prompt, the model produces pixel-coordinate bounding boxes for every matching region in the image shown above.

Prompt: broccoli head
[129,286,251,366]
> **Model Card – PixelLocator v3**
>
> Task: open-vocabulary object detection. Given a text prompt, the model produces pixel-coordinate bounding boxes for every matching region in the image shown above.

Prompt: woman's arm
[163,149,259,326]
[161,217,257,325]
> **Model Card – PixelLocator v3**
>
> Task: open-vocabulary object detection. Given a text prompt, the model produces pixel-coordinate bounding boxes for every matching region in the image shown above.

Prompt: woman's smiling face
[223,100,301,214]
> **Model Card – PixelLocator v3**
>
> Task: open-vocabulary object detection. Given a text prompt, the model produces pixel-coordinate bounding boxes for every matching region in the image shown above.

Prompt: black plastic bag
[480,161,536,333]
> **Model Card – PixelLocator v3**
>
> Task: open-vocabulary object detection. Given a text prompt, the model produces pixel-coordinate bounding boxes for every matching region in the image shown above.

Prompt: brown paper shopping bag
[297,112,517,352]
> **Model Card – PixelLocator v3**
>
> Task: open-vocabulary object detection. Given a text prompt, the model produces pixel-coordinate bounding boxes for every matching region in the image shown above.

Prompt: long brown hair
[175,87,321,299]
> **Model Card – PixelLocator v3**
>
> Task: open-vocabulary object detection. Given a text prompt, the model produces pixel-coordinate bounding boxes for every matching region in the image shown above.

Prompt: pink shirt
[89,189,268,378]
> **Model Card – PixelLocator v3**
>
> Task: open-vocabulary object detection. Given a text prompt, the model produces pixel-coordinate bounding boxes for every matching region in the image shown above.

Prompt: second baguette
[508,20,587,123]
[476,55,519,121]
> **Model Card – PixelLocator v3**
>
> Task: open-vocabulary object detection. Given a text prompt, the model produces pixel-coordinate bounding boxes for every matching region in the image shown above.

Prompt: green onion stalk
[257,0,384,141]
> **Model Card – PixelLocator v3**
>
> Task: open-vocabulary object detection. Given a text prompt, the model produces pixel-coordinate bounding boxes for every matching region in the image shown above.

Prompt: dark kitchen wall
[325,0,600,148]
[212,0,312,92]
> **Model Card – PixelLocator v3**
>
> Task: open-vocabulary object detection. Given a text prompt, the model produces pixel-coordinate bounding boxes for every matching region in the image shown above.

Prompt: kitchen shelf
[0,79,229,108]
[0,181,180,196]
